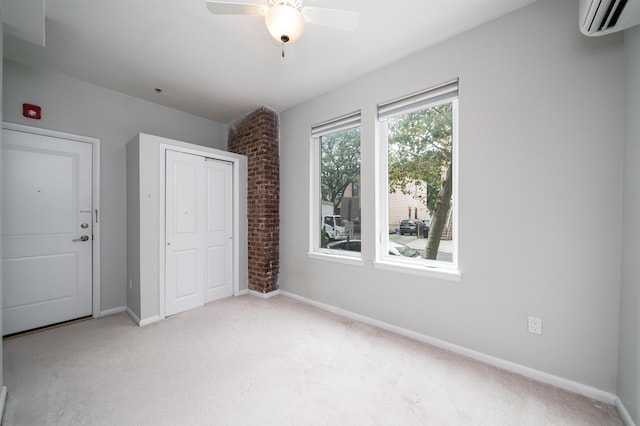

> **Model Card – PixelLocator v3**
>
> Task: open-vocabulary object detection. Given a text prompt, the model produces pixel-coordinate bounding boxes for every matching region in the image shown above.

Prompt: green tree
[320,128,361,212]
[388,103,453,260]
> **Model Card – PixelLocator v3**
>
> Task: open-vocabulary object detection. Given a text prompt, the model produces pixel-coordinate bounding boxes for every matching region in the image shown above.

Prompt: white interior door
[2,128,93,335]
[165,150,205,316]
[204,159,233,302]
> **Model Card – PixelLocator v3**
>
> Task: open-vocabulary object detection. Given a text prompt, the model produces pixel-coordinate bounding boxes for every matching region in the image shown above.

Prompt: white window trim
[307,251,364,267]
[375,90,460,279]
[375,259,461,281]
[309,111,362,261]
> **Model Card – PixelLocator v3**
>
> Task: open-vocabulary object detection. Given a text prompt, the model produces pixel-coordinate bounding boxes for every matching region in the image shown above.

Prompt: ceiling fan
[206,0,359,55]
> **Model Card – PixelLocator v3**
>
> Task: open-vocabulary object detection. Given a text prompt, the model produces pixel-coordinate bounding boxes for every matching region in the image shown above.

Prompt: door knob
[73,235,90,242]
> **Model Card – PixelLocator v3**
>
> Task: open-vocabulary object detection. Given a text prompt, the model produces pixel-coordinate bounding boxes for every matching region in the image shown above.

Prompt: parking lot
[390,233,453,262]
[390,233,452,252]
[338,232,453,262]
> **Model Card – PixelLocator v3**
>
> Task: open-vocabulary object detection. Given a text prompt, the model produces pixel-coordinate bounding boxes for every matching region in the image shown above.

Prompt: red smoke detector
[23,104,42,120]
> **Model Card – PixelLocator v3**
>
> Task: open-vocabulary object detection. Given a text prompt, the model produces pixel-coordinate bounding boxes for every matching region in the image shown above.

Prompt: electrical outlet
[128,278,133,290]
[528,316,542,335]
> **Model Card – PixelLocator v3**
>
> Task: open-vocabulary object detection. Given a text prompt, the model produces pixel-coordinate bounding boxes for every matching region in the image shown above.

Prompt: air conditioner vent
[580,0,640,36]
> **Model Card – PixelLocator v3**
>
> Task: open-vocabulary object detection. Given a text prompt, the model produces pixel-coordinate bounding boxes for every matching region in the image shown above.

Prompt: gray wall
[279,0,625,394]
[619,25,640,425]
[0,12,5,398]
[2,60,228,313]
[125,138,141,318]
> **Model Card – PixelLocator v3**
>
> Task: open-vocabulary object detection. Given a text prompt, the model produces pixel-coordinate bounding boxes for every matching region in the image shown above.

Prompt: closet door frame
[158,143,241,320]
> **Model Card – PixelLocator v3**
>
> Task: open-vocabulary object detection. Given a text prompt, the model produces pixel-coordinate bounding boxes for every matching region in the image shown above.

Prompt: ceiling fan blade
[206,1,267,16]
[302,7,359,32]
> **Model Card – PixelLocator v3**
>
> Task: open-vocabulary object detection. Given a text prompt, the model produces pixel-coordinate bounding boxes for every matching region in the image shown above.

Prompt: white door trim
[158,143,240,320]
[2,122,101,318]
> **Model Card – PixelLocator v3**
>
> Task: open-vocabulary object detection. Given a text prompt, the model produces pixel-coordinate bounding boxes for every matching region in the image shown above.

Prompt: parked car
[399,219,417,235]
[399,219,430,236]
[388,242,422,257]
[327,239,361,252]
[327,240,422,258]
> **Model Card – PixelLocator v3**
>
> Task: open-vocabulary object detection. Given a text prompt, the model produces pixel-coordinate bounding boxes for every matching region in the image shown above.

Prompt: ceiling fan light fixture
[265,4,305,44]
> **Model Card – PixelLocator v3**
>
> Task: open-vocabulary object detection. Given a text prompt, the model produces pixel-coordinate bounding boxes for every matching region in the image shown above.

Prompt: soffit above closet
[0,0,45,46]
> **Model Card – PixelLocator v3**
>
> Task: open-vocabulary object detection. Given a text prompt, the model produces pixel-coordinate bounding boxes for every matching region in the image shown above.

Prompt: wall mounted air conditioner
[580,0,640,36]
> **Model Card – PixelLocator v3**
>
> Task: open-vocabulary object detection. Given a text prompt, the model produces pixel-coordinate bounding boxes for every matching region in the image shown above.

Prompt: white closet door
[204,159,233,302]
[2,129,93,335]
[165,150,205,316]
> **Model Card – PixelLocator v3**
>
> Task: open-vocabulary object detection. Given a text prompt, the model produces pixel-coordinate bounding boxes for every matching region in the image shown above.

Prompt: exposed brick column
[228,107,279,293]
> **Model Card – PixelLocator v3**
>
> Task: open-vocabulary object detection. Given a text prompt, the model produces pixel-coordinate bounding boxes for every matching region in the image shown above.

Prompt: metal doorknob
[73,235,90,242]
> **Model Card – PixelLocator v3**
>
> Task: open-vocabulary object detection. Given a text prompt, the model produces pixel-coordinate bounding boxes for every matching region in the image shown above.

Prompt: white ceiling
[0,0,45,46]
[3,0,539,123]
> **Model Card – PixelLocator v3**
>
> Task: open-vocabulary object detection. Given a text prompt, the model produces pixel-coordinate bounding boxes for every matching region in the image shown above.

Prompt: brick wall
[228,107,279,293]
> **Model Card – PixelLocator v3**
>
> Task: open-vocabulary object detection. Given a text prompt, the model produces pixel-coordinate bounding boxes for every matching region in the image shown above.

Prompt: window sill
[374,260,461,282]
[308,251,364,267]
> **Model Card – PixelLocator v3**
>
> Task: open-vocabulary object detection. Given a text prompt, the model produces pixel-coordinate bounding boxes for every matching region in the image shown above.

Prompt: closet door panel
[165,150,205,316]
[205,159,233,302]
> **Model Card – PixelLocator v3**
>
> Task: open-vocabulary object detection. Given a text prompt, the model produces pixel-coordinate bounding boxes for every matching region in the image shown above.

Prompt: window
[378,80,458,271]
[310,112,361,259]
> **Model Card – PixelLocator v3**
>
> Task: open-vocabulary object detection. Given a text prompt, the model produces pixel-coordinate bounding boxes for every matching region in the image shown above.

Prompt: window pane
[319,127,361,253]
[386,101,454,264]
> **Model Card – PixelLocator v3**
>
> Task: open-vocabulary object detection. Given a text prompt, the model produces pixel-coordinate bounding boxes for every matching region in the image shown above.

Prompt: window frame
[308,111,363,265]
[375,81,460,279]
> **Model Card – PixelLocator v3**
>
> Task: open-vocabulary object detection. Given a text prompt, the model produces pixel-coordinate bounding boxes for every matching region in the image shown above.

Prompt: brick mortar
[228,107,279,293]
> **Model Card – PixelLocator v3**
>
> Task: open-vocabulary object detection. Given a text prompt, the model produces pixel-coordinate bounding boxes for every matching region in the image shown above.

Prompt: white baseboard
[0,386,7,423]
[126,307,160,327]
[279,290,618,406]
[248,289,281,299]
[139,315,160,327]
[126,307,141,325]
[616,397,637,426]
[236,289,249,296]
[100,306,126,317]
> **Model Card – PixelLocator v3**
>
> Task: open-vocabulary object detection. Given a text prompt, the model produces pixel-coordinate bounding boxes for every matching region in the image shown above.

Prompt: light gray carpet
[2,295,623,425]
